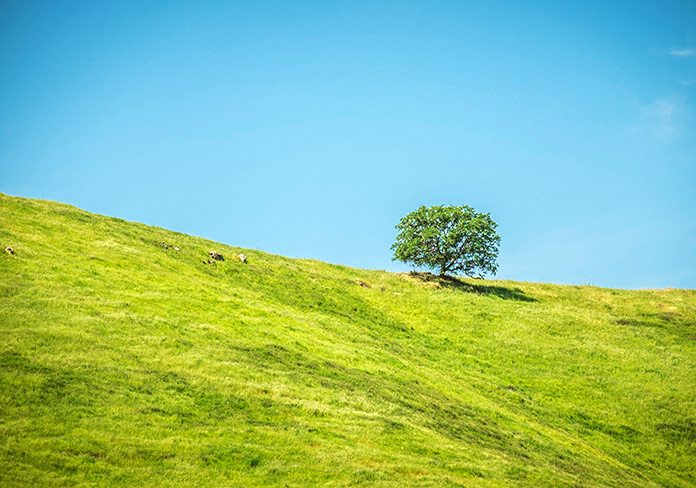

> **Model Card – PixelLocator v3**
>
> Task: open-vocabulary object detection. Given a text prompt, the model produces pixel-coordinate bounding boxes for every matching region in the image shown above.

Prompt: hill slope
[0,193,694,486]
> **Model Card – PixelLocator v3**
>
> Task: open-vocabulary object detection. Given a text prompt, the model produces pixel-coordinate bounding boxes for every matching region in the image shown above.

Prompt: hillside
[0,193,694,487]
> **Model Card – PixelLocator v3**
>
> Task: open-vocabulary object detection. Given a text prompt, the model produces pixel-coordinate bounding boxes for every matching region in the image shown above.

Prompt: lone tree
[391,205,500,278]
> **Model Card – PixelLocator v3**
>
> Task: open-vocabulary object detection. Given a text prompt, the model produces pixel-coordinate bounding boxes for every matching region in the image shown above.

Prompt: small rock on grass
[160,241,181,251]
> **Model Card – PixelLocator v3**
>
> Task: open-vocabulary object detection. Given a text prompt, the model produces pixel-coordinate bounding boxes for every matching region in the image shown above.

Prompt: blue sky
[1,1,695,289]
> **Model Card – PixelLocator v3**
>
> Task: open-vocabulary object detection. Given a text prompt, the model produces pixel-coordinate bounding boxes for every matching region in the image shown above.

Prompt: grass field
[0,192,694,486]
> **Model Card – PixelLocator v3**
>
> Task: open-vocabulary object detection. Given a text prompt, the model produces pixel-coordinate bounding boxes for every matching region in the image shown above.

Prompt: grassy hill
[0,193,694,487]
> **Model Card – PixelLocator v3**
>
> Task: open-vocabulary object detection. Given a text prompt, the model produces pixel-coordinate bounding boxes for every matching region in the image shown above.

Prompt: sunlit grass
[1,193,694,486]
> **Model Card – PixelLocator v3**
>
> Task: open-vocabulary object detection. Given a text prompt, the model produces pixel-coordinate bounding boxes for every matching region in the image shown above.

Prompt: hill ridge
[0,192,694,486]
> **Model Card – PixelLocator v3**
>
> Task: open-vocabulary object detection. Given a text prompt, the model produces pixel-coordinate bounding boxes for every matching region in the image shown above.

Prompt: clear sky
[1,1,695,289]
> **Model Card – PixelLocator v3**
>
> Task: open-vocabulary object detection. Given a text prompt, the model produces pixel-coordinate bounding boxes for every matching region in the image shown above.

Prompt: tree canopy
[391,205,500,277]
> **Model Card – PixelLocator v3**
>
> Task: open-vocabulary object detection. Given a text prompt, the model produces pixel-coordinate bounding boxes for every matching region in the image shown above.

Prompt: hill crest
[0,193,694,486]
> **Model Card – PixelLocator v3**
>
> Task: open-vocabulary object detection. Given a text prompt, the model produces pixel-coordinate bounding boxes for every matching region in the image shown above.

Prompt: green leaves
[391,205,500,277]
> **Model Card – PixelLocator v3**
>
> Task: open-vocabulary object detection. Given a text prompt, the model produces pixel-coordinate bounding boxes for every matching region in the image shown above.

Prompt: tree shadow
[407,272,536,302]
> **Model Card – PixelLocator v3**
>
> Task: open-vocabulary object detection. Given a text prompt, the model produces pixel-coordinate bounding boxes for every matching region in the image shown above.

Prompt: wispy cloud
[670,48,696,58]
[635,97,686,143]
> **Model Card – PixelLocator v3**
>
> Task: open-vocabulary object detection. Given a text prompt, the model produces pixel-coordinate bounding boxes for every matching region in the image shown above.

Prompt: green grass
[0,192,694,487]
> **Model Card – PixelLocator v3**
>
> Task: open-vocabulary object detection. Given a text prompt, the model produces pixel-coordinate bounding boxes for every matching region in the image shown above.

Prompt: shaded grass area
[405,272,536,301]
[0,192,694,486]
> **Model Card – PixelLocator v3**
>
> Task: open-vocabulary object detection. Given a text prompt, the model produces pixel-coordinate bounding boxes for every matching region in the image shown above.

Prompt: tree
[391,205,500,278]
